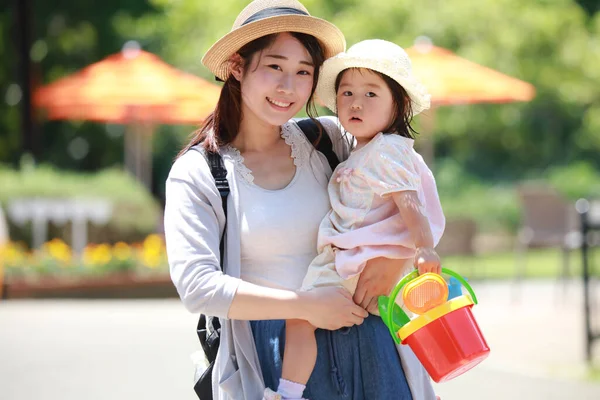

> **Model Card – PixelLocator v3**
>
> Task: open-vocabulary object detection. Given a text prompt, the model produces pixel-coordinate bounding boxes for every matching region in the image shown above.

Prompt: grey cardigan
[164,117,436,400]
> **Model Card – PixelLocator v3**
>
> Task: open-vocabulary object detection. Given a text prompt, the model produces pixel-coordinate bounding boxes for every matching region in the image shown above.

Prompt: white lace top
[223,121,332,290]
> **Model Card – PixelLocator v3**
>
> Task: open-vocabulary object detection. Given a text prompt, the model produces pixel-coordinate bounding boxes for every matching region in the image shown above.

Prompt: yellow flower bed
[0,234,168,280]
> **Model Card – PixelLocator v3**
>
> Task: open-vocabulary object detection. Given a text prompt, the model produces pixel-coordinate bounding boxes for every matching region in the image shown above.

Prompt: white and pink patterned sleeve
[365,135,421,196]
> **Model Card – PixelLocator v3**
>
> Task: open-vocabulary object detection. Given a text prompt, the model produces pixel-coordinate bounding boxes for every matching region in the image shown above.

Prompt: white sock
[277,378,305,399]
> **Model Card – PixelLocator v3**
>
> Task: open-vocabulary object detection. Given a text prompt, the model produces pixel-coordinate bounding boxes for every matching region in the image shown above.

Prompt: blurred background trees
[1,0,599,238]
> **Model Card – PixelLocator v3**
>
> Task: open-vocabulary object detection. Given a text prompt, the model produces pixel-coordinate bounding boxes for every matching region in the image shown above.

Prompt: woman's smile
[267,97,293,110]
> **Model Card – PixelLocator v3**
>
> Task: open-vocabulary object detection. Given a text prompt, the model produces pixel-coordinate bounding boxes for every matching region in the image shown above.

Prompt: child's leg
[270,245,338,398]
[279,319,317,397]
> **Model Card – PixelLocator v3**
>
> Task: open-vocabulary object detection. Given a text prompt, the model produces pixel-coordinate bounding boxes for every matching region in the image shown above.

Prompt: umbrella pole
[131,123,144,186]
[141,124,154,191]
[125,125,135,177]
[126,123,153,190]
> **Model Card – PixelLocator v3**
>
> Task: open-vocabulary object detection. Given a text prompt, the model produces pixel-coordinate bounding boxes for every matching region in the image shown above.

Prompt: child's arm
[391,190,442,275]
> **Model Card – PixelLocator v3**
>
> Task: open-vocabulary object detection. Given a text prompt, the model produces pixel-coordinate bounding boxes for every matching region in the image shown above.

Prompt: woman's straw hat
[202,0,346,81]
[316,39,431,116]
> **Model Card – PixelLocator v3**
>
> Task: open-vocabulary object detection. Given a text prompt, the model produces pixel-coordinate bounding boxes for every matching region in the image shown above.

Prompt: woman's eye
[298,70,312,76]
[268,64,282,71]
[366,92,377,97]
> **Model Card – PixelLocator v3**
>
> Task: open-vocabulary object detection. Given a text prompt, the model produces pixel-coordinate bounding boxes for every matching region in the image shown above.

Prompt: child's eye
[366,92,377,97]
[341,91,353,96]
[268,64,282,71]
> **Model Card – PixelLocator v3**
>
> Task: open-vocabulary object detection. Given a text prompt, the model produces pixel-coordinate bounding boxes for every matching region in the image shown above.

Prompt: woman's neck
[232,113,282,153]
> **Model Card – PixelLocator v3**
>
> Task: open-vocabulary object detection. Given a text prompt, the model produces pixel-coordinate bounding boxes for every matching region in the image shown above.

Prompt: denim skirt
[251,315,413,400]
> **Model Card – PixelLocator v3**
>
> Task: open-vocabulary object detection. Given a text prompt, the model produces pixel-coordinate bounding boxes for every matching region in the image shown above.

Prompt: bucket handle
[382,267,478,344]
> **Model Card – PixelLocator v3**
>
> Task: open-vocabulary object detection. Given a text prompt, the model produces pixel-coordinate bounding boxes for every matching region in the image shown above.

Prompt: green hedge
[546,162,600,201]
[436,159,520,233]
[436,159,600,233]
[0,164,161,245]
[3,159,598,242]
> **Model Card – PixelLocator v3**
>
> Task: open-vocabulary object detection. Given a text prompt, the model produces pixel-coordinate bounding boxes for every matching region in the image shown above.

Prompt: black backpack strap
[296,118,340,171]
[205,151,229,271]
[197,150,228,364]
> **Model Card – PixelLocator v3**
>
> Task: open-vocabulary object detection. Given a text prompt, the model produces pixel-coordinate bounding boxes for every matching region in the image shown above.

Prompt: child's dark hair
[334,68,418,139]
[178,32,325,157]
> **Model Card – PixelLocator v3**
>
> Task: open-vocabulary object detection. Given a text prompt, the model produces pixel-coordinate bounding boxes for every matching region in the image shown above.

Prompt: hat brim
[316,55,431,116]
[202,15,345,81]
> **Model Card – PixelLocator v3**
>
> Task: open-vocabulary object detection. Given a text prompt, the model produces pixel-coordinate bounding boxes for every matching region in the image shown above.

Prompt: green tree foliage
[321,0,599,180]
[132,0,600,182]
[576,0,600,15]
[1,0,598,200]
[0,0,159,171]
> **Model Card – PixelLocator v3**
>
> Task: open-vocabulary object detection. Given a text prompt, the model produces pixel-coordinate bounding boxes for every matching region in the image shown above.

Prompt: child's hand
[414,247,441,275]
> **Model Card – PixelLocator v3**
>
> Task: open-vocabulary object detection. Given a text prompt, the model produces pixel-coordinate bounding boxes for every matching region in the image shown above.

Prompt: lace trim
[281,123,307,168]
[222,123,308,185]
[222,145,254,184]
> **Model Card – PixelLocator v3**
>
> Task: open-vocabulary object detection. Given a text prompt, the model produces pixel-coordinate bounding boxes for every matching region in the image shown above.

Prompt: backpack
[194,118,340,399]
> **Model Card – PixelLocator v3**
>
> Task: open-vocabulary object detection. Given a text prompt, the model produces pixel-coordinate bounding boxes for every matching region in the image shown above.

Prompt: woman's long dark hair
[334,68,418,139]
[178,32,325,157]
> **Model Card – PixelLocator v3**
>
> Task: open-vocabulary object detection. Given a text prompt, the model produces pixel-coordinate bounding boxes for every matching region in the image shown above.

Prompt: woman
[164,1,436,399]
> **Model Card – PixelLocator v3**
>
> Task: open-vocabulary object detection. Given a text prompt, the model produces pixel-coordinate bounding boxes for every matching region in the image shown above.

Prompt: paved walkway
[434,279,600,399]
[1,280,599,399]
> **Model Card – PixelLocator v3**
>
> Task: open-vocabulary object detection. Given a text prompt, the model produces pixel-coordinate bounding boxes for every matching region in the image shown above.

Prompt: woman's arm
[165,151,367,328]
[229,283,367,329]
[164,158,238,317]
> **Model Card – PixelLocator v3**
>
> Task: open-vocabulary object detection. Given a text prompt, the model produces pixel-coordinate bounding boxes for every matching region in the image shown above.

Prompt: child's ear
[228,53,244,82]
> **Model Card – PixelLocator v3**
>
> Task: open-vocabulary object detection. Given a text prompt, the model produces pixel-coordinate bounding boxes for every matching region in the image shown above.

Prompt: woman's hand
[299,287,368,330]
[354,257,406,314]
[414,247,441,275]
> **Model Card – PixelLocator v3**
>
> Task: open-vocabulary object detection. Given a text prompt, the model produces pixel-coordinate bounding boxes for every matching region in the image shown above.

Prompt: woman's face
[235,32,316,128]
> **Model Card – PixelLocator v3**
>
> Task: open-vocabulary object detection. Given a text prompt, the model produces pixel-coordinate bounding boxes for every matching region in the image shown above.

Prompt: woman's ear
[228,53,244,82]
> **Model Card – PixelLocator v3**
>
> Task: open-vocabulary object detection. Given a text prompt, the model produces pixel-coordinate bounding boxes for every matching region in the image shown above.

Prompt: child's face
[336,68,395,145]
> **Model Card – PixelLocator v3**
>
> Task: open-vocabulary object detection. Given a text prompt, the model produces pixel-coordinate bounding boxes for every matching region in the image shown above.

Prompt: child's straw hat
[316,39,431,116]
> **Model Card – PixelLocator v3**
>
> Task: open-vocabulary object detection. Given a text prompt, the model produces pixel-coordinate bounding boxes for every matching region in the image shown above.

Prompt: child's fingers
[416,260,441,275]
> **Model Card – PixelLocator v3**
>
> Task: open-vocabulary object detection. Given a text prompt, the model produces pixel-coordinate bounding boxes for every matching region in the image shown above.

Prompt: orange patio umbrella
[406,44,535,105]
[34,47,220,123]
[405,42,536,164]
[34,46,221,187]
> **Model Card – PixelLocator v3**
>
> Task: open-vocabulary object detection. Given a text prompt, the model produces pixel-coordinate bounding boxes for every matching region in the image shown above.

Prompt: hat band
[242,7,309,26]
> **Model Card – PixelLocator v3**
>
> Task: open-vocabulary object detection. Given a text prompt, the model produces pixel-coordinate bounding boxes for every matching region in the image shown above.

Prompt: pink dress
[301,132,445,293]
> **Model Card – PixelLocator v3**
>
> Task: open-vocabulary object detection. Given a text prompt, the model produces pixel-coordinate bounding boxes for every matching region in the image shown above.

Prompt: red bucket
[403,305,490,382]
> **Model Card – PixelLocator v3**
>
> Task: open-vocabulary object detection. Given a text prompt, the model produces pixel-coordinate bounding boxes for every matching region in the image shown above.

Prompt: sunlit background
[1,1,600,399]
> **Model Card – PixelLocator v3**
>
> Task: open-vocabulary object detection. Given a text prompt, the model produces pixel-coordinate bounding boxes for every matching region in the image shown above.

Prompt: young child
[264,39,445,400]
